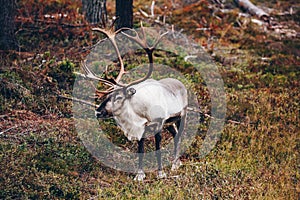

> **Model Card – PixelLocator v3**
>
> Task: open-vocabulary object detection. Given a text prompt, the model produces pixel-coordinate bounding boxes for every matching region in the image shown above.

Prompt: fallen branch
[58,95,97,108]
[187,107,253,126]
[234,0,269,21]
[58,95,252,126]
[0,125,18,135]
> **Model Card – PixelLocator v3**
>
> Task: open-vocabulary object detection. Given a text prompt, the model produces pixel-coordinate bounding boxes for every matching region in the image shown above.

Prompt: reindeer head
[95,87,136,118]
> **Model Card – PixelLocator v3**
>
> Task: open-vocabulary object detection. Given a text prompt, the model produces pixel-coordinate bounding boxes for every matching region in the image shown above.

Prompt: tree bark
[115,0,133,30]
[0,0,18,50]
[82,0,107,25]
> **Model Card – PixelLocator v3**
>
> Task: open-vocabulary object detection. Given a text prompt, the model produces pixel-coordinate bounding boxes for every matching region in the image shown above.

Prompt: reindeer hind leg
[171,112,186,171]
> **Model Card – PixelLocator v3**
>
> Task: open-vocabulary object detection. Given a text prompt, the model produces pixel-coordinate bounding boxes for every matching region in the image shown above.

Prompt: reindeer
[81,24,188,181]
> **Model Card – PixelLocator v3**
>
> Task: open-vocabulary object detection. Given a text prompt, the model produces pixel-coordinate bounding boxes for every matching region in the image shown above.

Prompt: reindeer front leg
[155,132,167,179]
[134,137,146,181]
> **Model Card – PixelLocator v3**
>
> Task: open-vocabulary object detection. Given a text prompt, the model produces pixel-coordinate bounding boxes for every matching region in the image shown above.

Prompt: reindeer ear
[126,88,136,98]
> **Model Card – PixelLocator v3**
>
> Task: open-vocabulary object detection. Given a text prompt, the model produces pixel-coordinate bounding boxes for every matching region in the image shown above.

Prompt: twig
[226,119,247,125]
[0,125,18,135]
[151,1,155,17]
[58,95,97,108]
[187,107,213,119]
[187,107,252,126]
[139,8,150,18]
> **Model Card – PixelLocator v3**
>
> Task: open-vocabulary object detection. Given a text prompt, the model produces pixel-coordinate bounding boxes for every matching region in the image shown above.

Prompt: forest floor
[0,0,299,199]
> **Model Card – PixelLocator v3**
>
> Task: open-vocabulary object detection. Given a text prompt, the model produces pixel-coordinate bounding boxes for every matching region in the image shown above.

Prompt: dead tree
[82,0,107,25]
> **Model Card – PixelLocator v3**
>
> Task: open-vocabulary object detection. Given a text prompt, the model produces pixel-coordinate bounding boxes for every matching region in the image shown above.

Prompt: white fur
[108,78,188,141]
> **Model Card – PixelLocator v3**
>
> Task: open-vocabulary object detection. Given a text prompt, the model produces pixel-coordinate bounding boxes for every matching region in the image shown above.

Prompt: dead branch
[187,107,252,126]
[234,0,269,21]
[0,125,18,135]
[58,95,97,108]
[59,95,252,126]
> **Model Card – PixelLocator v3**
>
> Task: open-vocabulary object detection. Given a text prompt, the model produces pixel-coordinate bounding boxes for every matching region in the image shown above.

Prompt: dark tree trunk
[0,0,18,50]
[82,0,107,25]
[115,0,133,30]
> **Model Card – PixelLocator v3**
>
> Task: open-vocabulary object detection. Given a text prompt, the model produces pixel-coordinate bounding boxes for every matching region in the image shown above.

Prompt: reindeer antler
[92,26,126,85]
[122,22,169,51]
[121,22,169,87]
[79,61,114,87]
[78,21,168,99]
[78,61,115,99]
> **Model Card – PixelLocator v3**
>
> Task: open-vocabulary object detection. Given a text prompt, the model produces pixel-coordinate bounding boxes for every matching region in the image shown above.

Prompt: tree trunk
[82,0,107,25]
[0,0,18,50]
[115,0,133,30]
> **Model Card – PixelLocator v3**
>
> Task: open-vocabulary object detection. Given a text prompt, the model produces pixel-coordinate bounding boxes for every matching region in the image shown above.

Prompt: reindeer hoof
[171,160,182,171]
[157,170,167,179]
[134,170,146,181]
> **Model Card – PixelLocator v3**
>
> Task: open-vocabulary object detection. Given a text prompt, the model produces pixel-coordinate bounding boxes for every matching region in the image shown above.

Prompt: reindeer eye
[115,96,123,101]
